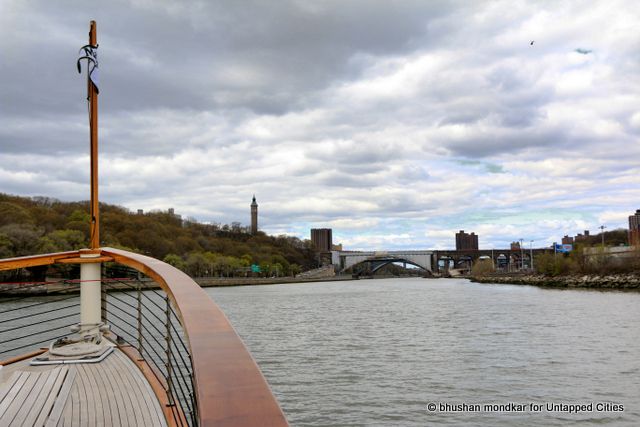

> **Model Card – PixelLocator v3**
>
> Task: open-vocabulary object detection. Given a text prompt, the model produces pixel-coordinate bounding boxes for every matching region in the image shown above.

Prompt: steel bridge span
[333,248,554,274]
[334,251,433,273]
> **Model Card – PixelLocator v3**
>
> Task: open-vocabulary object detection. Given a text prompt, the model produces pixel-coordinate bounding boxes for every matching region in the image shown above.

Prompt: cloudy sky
[1,0,639,250]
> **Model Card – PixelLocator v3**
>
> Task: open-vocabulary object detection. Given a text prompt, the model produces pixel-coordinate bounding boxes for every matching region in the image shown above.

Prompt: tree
[0,193,318,274]
[259,262,270,278]
[240,254,252,266]
[0,224,42,256]
[289,264,301,277]
[203,252,220,276]
[46,229,86,251]
[271,262,283,277]
[0,233,12,258]
[471,258,494,276]
[185,252,209,277]
[535,252,573,276]
[164,253,186,272]
[271,254,290,275]
[0,202,33,227]
[65,209,90,238]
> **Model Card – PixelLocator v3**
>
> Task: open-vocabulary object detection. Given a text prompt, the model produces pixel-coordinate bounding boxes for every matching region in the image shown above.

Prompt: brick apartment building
[630,209,640,246]
[455,230,478,250]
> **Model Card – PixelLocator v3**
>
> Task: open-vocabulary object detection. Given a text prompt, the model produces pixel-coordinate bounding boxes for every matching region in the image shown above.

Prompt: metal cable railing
[0,280,81,358]
[101,274,198,426]
[1,248,288,426]
[0,272,197,427]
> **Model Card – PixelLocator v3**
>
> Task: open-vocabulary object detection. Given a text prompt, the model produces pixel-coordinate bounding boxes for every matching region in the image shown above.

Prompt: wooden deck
[1,248,289,426]
[0,348,167,427]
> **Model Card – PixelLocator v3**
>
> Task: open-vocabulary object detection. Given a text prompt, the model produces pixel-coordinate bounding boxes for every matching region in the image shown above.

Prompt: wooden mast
[88,20,99,249]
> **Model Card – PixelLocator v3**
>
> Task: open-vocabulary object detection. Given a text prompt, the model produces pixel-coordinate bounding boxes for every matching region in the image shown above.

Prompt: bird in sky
[530,40,535,45]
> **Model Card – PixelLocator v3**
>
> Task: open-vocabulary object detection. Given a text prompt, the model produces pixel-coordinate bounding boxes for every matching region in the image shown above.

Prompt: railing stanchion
[165,295,175,407]
[190,353,198,425]
[137,283,143,359]
[101,277,107,324]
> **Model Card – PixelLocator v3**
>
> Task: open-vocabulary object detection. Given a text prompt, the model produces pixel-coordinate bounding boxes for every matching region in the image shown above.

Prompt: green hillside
[0,193,316,277]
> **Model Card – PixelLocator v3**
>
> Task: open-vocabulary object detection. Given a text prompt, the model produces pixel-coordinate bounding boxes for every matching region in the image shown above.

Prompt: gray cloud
[1,0,639,250]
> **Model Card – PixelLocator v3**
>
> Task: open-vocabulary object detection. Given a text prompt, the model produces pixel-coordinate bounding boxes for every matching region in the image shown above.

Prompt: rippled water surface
[208,278,640,426]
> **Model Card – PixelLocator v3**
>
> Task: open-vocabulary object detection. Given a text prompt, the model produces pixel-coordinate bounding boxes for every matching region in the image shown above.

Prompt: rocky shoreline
[469,273,640,290]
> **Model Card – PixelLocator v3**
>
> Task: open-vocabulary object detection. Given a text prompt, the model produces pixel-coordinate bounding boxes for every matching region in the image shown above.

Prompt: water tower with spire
[251,195,258,234]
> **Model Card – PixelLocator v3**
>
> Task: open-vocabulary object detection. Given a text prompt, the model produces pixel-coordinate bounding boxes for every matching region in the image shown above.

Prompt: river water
[208,277,640,427]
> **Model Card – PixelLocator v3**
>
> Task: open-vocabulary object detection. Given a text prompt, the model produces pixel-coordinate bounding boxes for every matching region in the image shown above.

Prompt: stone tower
[251,195,258,234]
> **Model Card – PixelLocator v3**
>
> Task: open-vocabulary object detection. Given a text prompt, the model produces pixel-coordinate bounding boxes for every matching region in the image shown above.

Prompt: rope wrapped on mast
[77,44,99,94]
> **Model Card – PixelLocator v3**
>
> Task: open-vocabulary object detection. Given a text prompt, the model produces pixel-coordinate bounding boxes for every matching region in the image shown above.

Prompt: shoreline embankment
[5,272,640,296]
[0,274,358,296]
[195,274,356,287]
[469,273,640,291]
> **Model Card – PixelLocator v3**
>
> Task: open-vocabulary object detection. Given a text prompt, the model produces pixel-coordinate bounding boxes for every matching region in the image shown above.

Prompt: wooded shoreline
[0,274,358,296]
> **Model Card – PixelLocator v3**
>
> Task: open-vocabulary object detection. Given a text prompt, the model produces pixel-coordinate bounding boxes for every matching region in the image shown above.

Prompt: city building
[574,230,590,242]
[250,195,258,234]
[629,209,640,246]
[455,230,478,251]
[561,235,574,245]
[311,228,333,252]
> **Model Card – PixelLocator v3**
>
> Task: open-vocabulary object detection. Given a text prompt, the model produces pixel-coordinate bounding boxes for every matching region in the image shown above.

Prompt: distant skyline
[1,1,639,250]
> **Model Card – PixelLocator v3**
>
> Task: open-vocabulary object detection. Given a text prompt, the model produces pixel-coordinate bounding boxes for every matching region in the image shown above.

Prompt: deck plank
[127,351,162,426]
[85,361,116,427]
[16,369,50,426]
[99,356,123,427]
[102,354,129,426]
[56,395,71,427]
[32,367,68,427]
[75,365,91,427]
[0,371,22,407]
[120,350,167,426]
[1,347,167,427]
[70,374,80,427]
[110,352,145,427]
[20,366,64,427]
[87,359,114,427]
[0,371,29,419]
[112,350,167,427]
[46,367,76,427]
[58,398,72,427]
[79,363,104,427]
[0,370,42,425]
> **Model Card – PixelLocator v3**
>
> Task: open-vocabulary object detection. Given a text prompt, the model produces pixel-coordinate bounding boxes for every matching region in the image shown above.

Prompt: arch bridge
[334,250,433,273]
[332,248,554,275]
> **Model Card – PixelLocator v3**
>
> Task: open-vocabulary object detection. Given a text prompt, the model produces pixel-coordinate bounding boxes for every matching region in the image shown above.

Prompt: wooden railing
[0,248,289,427]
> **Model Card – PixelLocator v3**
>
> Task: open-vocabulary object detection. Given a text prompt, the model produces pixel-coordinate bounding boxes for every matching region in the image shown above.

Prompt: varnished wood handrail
[0,250,80,271]
[0,348,47,366]
[0,248,289,426]
[99,247,289,426]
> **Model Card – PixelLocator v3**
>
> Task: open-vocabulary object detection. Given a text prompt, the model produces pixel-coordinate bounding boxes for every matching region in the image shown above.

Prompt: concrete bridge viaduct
[334,251,433,273]
[333,248,554,274]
